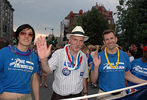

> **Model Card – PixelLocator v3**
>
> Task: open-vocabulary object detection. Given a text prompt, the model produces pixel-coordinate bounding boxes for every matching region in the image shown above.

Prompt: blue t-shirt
[92,50,131,91]
[0,46,38,94]
[88,54,93,66]
[0,73,4,93]
[128,58,147,90]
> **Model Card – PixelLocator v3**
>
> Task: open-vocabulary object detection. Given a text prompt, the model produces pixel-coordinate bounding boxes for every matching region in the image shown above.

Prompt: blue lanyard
[70,50,81,70]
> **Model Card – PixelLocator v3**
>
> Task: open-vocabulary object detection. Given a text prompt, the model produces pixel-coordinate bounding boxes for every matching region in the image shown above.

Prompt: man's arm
[83,78,88,95]
[91,50,101,84]
[125,71,147,84]
[91,66,99,84]
[40,58,51,74]
[36,36,52,74]
[32,73,40,100]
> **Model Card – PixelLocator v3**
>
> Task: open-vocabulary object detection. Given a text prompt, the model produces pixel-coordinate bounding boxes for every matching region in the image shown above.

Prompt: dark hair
[102,29,116,40]
[15,24,35,43]
[128,49,134,56]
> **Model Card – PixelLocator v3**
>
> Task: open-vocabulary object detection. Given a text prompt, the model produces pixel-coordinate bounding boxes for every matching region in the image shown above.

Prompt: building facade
[93,3,114,25]
[60,2,114,45]
[0,0,14,41]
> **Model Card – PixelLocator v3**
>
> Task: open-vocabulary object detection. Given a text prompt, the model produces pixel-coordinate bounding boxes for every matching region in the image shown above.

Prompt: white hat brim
[66,34,89,41]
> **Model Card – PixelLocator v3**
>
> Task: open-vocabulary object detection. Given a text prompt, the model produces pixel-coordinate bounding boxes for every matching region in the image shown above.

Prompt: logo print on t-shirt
[9,58,34,72]
[103,62,125,72]
[80,72,84,76]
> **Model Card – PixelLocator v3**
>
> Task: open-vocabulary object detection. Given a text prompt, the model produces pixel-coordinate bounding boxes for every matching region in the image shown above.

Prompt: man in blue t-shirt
[127,46,147,93]
[0,24,39,100]
[91,29,147,100]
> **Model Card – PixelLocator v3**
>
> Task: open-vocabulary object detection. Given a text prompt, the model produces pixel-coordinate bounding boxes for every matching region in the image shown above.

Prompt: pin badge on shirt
[62,68,71,76]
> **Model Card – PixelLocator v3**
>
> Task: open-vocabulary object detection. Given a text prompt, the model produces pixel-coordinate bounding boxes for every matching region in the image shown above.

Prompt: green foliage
[74,7,109,45]
[47,35,58,47]
[116,0,147,47]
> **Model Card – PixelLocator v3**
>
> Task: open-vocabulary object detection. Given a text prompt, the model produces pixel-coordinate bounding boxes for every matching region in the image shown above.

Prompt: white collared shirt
[48,45,88,96]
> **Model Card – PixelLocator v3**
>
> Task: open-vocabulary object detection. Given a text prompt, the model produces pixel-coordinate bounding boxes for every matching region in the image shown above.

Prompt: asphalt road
[39,73,98,100]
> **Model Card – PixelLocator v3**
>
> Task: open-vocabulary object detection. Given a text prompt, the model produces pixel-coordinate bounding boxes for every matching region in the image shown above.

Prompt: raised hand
[36,36,52,60]
[92,50,101,69]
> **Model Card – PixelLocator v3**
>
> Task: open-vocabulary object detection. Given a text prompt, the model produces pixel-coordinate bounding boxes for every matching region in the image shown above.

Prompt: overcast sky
[9,0,119,36]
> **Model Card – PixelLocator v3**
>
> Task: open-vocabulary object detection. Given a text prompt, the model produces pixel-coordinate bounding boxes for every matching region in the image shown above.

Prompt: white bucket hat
[66,26,89,41]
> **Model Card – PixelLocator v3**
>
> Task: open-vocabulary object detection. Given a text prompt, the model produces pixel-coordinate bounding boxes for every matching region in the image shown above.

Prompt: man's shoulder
[98,50,105,56]
[52,48,64,56]
[119,49,128,56]
[80,50,86,55]
[55,48,64,52]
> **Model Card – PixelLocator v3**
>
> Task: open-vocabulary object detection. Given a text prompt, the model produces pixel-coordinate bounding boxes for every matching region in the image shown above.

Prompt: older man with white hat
[36,26,89,100]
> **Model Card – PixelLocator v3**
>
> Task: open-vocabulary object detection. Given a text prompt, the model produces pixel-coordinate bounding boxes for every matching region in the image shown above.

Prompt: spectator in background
[130,44,143,59]
[0,38,9,49]
[127,49,134,63]
[81,44,93,86]
[140,43,145,50]
[88,44,98,88]
[39,71,48,88]
[95,45,101,52]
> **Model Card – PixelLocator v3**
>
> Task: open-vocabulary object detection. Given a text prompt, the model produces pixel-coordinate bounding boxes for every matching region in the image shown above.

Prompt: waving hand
[92,50,101,69]
[36,36,52,60]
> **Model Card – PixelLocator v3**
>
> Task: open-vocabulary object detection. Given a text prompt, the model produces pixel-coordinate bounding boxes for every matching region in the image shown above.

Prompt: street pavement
[39,73,98,100]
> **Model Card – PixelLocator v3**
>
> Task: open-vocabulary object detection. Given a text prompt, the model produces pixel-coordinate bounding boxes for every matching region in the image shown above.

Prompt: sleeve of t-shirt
[48,50,60,72]
[32,53,39,73]
[0,48,6,93]
[88,54,93,65]
[0,48,5,71]
[124,52,131,71]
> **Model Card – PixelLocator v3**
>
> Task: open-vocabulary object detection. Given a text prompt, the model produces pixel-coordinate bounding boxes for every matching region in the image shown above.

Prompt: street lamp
[45,27,54,35]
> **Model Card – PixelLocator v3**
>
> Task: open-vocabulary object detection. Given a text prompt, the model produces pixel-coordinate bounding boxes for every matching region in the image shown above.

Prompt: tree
[116,0,147,47]
[73,7,109,45]
[46,35,58,47]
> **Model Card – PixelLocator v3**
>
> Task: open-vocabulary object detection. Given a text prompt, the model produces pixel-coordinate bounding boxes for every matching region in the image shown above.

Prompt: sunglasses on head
[19,31,34,37]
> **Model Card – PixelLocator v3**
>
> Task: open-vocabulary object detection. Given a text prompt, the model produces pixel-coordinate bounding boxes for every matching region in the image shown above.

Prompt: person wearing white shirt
[36,26,89,100]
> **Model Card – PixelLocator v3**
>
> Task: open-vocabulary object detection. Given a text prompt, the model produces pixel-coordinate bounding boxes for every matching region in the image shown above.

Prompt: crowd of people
[0,24,146,100]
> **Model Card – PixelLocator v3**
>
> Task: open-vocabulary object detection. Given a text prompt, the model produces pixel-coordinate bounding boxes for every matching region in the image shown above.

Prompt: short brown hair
[102,29,116,40]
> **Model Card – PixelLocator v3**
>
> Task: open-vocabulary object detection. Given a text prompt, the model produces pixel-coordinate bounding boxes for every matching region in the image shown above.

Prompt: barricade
[63,82,147,100]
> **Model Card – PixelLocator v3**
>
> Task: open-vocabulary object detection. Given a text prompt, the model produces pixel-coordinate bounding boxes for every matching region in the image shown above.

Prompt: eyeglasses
[20,32,34,37]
